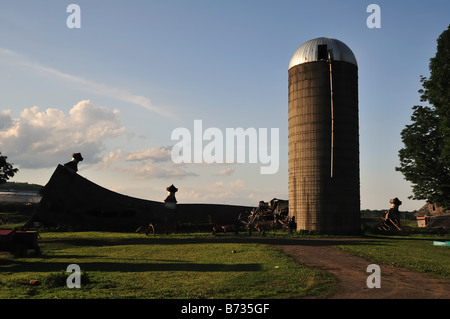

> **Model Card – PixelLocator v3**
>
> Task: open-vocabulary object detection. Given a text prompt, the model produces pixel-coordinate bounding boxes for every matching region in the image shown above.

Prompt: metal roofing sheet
[289,37,357,69]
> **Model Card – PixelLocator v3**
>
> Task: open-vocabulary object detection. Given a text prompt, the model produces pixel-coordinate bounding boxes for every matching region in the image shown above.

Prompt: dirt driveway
[274,237,450,299]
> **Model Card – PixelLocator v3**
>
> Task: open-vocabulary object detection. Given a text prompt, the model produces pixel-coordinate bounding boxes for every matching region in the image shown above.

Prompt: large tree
[0,152,19,184]
[396,25,450,209]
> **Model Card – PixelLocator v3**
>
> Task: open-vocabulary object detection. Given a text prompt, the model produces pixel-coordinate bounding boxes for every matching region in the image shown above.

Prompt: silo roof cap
[289,37,357,69]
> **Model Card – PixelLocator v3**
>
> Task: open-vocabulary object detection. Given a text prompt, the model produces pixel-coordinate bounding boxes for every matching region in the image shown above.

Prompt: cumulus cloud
[126,147,172,162]
[229,179,245,188]
[176,179,246,203]
[101,149,125,169]
[118,164,198,180]
[97,147,249,182]
[214,167,236,176]
[97,146,197,180]
[0,100,125,168]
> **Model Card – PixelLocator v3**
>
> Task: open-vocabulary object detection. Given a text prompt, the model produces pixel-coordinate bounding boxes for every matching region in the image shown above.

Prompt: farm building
[416,203,450,228]
[25,164,253,232]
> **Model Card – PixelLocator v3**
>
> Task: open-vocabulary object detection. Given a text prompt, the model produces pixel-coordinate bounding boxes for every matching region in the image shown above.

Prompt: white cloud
[118,164,198,180]
[126,147,172,162]
[229,179,245,188]
[101,149,125,169]
[97,146,197,180]
[214,167,236,176]
[0,100,125,168]
[176,179,247,203]
[0,48,172,118]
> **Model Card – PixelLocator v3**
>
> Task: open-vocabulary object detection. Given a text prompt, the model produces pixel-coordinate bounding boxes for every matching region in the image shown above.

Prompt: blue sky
[0,0,448,211]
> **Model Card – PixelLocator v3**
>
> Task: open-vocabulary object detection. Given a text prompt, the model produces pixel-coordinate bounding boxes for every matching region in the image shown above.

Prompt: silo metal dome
[289,37,357,69]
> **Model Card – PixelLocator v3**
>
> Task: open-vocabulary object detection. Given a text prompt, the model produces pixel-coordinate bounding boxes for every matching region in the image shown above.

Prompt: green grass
[0,232,335,299]
[2,207,450,299]
[0,210,33,229]
[336,234,450,279]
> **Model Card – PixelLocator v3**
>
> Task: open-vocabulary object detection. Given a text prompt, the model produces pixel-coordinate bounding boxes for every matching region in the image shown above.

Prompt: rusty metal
[240,198,294,234]
[377,198,402,232]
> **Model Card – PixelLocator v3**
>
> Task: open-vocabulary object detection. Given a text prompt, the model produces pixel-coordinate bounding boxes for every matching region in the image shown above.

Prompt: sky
[0,0,448,211]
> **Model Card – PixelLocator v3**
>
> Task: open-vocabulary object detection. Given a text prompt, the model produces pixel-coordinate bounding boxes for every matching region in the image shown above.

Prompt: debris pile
[241,198,294,234]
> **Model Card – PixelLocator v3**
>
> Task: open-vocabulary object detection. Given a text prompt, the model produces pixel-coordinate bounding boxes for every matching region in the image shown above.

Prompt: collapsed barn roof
[26,164,253,232]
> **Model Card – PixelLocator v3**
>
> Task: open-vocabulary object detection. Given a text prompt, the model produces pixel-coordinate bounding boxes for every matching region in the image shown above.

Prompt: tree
[396,25,450,209]
[0,152,19,184]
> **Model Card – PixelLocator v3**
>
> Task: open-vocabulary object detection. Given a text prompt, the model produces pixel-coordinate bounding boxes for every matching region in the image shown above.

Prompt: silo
[288,37,360,234]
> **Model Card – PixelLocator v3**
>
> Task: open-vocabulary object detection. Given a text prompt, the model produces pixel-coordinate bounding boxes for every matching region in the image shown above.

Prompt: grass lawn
[1,207,450,299]
[336,234,450,279]
[0,232,335,299]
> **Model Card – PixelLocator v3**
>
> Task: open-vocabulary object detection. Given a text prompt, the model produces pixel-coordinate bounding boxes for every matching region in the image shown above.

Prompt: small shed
[416,203,450,228]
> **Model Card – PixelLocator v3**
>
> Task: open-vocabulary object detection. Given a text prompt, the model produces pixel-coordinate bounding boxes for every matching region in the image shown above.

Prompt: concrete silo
[288,37,360,234]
